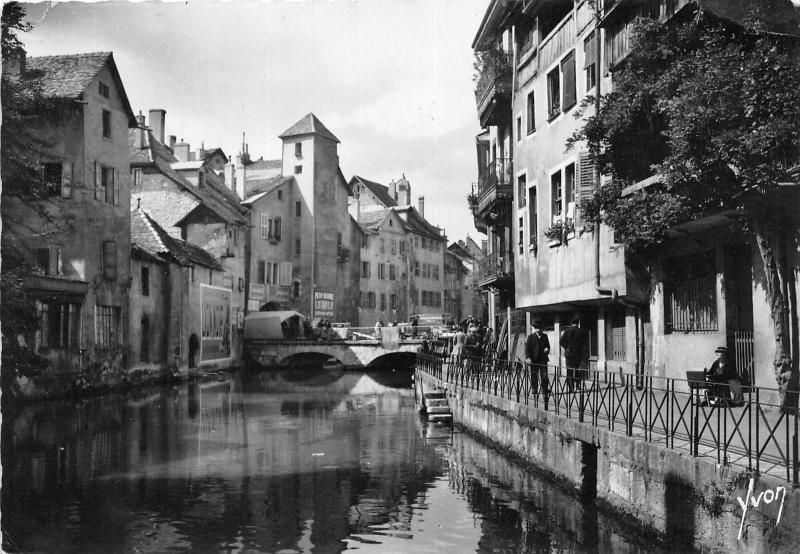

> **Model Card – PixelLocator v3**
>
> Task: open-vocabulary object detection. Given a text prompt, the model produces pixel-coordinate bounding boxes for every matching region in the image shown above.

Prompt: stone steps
[423,389,452,421]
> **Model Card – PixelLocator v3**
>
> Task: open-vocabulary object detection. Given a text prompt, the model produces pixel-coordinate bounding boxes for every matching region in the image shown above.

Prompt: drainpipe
[593,0,603,293]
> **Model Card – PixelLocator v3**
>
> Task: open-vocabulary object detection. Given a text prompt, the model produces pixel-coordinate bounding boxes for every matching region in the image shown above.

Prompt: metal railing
[474,51,513,106]
[474,250,514,284]
[473,157,512,198]
[416,352,800,484]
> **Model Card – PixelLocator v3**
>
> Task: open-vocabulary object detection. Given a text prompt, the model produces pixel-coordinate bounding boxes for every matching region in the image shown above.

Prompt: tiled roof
[25,51,136,126]
[131,208,221,270]
[242,176,294,204]
[279,113,340,143]
[246,158,282,171]
[394,206,445,241]
[358,208,392,229]
[351,175,397,208]
[130,128,248,225]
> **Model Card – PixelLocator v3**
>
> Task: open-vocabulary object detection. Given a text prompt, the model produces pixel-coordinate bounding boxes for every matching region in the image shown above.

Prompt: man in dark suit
[560,316,589,392]
[525,320,550,400]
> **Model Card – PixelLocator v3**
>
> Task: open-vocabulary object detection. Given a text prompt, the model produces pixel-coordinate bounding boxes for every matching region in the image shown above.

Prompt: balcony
[474,250,514,289]
[474,50,513,128]
[467,157,513,230]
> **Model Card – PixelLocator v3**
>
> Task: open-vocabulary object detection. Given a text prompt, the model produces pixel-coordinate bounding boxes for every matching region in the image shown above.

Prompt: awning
[244,310,306,340]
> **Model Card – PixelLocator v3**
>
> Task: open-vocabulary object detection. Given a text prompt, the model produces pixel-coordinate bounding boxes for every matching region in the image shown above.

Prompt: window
[390,294,397,310]
[277,189,283,200]
[367,291,376,309]
[517,174,526,208]
[274,217,282,240]
[103,240,117,280]
[584,31,598,91]
[526,91,536,134]
[337,232,343,249]
[295,142,302,157]
[190,266,195,282]
[265,261,279,285]
[295,238,301,255]
[95,163,117,204]
[140,314,150,363]
[414,261,420,276]
[399,241,406,255]
[36,247,61,275]
[380,294,386,311]
[528,186,538,249]
[102,109,112,139]
[42,162,63,196]
[295,201,301,217]
[257,260,265,284]
[378,263,386,280]
[564,163,576,221]
[422,263,428,279]
[95,305,121,348]
[99,82,110,98]
[433,265,439,280]
[551,171,563,221]
[132,168,142,187]
[561,50,577,111]
[293,281,301,299]
[294,165,302,174]
[260,214,269,238]
[389,264,396,280]
[519,217,525,254]
[421,237,427,249]
[666,252,718,332]
[516,117,522,141]
[605,308,626,361]
[380,238,385,253]
[37,301,80,349]
[547,67,560,119]
[391,239,396,255]
[361,234,368,249]
[362,261,370,278]
[141,266,150,296]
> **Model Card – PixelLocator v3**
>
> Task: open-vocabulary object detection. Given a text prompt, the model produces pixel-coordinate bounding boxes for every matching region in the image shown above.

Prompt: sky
[19,0,489,243]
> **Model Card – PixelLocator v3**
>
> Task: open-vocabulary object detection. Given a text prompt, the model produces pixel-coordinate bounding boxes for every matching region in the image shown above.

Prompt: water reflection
[2,369,667,553]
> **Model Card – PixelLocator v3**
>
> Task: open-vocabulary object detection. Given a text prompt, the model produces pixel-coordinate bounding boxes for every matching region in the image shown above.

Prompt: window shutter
[577,152,596,226]
[561,51,577,111]
[94,162,102,200]
[61,162,73,198]
[584,32,597,70]
[279,262,292,286]
[113,169,120,205]
[103,240,117,280]
[263,261,268,284]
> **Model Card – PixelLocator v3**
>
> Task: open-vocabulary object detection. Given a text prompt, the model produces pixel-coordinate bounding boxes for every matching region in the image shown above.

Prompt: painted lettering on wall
[737,478,786,541]
[314,291,334,318]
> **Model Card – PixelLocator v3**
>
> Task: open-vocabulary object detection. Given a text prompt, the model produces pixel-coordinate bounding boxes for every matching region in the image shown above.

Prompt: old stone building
[4,51,136,384]
[129,208,226,373]
[129,110,249,367]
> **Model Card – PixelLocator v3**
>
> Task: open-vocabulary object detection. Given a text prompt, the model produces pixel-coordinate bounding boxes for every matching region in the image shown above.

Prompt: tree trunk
[753,223,797,413]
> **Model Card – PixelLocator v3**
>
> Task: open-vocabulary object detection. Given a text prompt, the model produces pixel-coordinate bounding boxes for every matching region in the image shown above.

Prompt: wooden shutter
[279,262,292,286]
[584,31,597,70]
[94,162,102,200]
[113,169,120,205]
[577,152,596,227]
[103,240,117,280]
[561,50,577,111]
[61,161,73,198]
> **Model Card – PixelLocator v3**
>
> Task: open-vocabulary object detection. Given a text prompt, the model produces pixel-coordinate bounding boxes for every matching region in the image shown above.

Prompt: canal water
[2,369,669,553]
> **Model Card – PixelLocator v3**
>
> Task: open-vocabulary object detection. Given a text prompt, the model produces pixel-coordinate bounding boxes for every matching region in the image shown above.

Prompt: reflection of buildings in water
[2,373,446,552]
[446,431,658,553]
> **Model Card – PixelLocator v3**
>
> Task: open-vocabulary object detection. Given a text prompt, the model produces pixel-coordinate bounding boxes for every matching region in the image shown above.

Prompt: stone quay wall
[417,370,800,552]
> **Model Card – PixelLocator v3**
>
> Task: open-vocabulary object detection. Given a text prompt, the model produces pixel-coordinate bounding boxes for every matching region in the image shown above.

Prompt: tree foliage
[572,3,800,410]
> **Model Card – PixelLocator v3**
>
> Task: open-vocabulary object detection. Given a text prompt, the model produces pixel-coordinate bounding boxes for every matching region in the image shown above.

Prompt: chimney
[197,142,206,161]
[399,174,411,205]
[388,180,397,202]
[418,196,425,218]
[174,140,190,162]
[148,109,166,144]
[135,111,146,149]
[235,153,247,200]
[169,135,177,151]
[224,162,236,196]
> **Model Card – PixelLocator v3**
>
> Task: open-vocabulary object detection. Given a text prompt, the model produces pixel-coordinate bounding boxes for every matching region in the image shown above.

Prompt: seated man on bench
[703,346,744,407]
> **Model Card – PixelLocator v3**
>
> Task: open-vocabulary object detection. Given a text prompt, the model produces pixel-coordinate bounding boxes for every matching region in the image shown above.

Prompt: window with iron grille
[666,252,718,332]
[95,305,121,348]
[38,301,81,349]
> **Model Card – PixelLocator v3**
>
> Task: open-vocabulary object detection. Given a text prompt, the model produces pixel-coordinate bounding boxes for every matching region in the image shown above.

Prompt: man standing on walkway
[525,321,550,401]
[560,316,589,393]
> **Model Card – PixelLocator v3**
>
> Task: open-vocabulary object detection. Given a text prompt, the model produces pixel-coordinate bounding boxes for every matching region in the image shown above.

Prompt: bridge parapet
[246,339,422,369]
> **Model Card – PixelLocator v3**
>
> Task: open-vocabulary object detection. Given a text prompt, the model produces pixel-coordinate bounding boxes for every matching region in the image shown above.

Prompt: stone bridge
[245,339,422,369]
